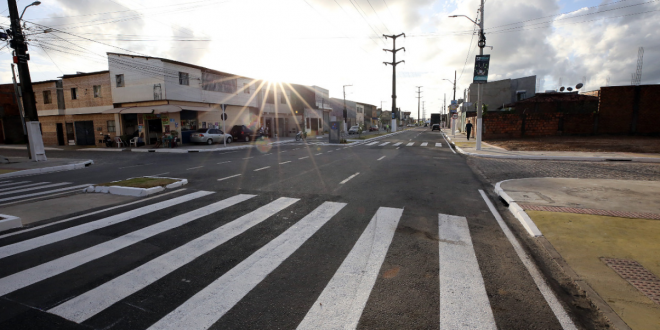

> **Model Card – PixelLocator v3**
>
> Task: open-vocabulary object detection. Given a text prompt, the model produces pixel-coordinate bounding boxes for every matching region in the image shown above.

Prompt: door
[147,119,162,144]
[277,118,285,137]
[65,123,75,145]
[311,118,319,135]
[56,123,65,146]
[265,119,272,137]
[74,121,95,146]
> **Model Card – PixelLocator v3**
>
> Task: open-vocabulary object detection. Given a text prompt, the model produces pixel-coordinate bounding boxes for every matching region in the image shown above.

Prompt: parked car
[190,128,232,145]
[369,125,379,131]
[348,125,360,135]
[229,125,262,142]
[431,124,441,131]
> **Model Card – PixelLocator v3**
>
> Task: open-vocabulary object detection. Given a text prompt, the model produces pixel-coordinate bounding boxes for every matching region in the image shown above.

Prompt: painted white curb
[85,177,187,197]
[0,160,94,179]
[76,149,125,152]
[494,180,543,237]
[0,214,22,233]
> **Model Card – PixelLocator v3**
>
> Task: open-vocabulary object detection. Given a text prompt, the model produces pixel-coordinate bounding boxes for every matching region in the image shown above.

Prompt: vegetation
[98,177,177,188]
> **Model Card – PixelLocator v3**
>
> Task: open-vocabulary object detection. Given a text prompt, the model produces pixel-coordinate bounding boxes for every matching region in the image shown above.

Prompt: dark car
[369,125,379,131]
[230,125,263,142]
[431,124,441,131]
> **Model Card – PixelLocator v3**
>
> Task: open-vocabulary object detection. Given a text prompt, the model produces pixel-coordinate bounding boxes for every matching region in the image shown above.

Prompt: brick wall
[62,73,113,109]
[598,86,634,134]
[636,85,660,135]
[0,84,25,144]
[39,113,117,147]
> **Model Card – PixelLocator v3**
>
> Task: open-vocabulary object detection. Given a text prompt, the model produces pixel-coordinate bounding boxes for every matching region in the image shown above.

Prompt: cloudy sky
[0,0,657,118]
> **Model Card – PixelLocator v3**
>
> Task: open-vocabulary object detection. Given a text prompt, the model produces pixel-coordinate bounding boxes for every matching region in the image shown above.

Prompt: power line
[365,0,390,33]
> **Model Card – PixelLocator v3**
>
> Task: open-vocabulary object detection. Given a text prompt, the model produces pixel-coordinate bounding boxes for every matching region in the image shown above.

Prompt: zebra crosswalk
[0,191,495,329]
[0,179,91,205]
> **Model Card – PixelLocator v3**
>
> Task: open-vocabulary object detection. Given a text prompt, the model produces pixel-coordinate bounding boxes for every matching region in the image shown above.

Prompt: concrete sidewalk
[443,129,660,163]
[495,178,660,330]
[0,157,93,178]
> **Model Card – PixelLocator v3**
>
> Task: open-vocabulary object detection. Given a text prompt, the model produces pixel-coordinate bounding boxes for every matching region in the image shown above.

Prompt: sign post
[474,54,490,150]
[221,104,227,147]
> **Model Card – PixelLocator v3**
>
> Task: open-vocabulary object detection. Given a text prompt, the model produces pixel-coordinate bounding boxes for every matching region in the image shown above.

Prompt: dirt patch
[98,177,177,188]
[487,136,660,153]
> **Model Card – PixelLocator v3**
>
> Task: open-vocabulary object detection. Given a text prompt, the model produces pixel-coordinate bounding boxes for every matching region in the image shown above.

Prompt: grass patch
[98,177,177,188]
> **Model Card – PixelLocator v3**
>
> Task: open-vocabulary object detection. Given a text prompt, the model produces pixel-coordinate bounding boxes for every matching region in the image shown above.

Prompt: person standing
[466,120,473,141]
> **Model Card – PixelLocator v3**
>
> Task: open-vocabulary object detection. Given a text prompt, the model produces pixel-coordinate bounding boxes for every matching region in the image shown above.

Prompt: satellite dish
[567,87,573,91]
[576,83,584,90]
[559,87,565,92]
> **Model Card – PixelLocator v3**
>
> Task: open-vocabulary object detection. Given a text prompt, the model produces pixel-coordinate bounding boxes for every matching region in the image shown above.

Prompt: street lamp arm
[20,1,41,20]
[448,14,478,27]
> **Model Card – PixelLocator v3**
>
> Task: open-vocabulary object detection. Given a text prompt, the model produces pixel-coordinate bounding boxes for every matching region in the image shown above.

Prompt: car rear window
[195,129,208,133]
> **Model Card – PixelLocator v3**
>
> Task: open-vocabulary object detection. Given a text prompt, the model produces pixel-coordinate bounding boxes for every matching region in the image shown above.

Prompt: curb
[0,214,22,233]
[85,177,187,197]
[0,160,94,179]
[493,180,543,237]
[492,179,632,330]
[444,134,660,163]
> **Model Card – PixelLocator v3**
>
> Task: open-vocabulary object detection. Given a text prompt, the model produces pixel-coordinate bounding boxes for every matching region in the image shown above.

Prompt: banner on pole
[473,55,490,84]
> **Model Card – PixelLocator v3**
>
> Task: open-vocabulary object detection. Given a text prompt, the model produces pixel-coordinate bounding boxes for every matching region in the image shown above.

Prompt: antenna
[633,47,644,86]
[606,76,610,86]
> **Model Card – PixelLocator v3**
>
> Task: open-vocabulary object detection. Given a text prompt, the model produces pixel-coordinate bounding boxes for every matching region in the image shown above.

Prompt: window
[93,85,101,98]
[179,72,189,86]
[116,74,124,87]
[266,90,275,104]
[280,92,286,104]
[71,88,78,100]
[107,120,116,132]
[243,83,250,94]
[201,71,236,93]
[43,90,52,104]
[516,90,527,101]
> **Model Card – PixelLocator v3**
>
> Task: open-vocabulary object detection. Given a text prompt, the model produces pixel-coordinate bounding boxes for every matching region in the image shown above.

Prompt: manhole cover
[602,258,660,305]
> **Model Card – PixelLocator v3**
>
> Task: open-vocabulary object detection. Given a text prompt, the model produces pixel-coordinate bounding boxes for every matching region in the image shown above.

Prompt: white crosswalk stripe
[0,184,91,204]
[439,214,496,328]
[297,207,403,329]
[366,142,378,146]
[406,142,414,146]
[378,142,390,146]
[0,182,49,192]
[421,142,428,146]
[435,143,442,147]
[393,142,402,146]
[50,197,298,323]
[0,191,213,260]
[147,201,347,330]
[0,182,71,196]
[0,181,30,188]
[0,194,252,297]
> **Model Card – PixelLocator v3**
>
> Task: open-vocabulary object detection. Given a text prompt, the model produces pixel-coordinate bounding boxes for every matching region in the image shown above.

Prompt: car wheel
[207,139,213,145]
[226,137,232,144]
[245,136,250,142]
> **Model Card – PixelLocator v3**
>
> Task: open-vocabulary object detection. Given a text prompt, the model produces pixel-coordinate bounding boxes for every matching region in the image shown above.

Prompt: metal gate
[74,121,96,146]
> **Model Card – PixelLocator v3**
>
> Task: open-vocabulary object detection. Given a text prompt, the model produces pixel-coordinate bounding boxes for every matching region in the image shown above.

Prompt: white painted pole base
[26,122,47,161]
[476,117,483,150]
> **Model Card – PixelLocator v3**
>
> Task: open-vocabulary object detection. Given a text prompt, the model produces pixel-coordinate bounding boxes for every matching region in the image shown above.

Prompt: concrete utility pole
[383,33,405,132]
[343,84,352,130]
[415,86,422,125]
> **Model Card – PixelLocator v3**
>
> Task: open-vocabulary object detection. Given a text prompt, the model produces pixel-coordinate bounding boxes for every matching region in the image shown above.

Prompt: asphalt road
[0,128,585,329]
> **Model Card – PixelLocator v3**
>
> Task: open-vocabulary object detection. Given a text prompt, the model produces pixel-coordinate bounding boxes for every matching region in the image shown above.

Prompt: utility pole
[415,86,422,125]
[8,0,45,160]
[383,33,405,132]
[476,0,485,150]
[343,84,352,130]
[453,70,457,100]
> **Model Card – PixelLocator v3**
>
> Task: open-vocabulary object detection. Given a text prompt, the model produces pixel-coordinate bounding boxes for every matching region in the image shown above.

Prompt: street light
[20,1,41,20]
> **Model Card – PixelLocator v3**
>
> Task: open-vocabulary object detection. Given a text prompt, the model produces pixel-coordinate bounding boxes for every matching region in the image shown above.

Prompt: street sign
[451,100,457,105]
[473,54,490,84]
[453,114,458,119]
[449,104,459,111]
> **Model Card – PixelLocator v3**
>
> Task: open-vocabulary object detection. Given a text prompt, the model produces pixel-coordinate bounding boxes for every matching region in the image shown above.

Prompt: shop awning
[103,104,215,114]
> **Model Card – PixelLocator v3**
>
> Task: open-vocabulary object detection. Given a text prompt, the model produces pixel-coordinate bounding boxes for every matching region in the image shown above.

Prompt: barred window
[201,71,236,93]
[93,85,101,98]
[107,120,116,132]
[179,72,189,86]
[43,90,52,104]
[116,74,124,87]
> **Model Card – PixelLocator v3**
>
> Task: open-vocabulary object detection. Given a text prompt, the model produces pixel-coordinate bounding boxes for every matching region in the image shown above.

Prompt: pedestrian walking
[466,120,473,141]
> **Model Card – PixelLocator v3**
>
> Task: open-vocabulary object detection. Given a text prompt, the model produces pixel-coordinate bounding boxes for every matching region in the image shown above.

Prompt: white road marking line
[315,153,323,155]
[435,143,442,147]
[0,181,30,188]
[263,153,273,156]
[52,198,296,324]
[0,182,71,196]
[441,134,456,154]
[478,190,577,330]
[327,151,333,153]
[151,172,170,177]
[0,184,90,203]
[406,142,414,146]
[339,172,360,184]
[186,166,204,170]
[377,156,386,161]
[0,190,84,207]
[421,142,428,147]
[216,161,231,165]
[0,182,49,192]
[217,174,241,181]
[242,157,253,159]
[0,191,213,260]
[118,163,153,169]
[254,166,270,172]
[297,207,403,329]
[0,194,254,297]
[147,202,347,330]
[299,156,309,159]
[439,214,497,329]
[396,147,400,149]
[366,142,378,146]
[279,161,291,165]
[393,142,402,146]
[0,189,187,240]
[378,142,390,146]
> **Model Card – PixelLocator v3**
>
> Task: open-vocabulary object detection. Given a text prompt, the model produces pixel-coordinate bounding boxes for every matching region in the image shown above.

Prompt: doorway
[147,119,162,144]
[277,118,285,137]
[74,121,95,146]
[265,118,272,137]
[311,118,319,135]
[56,123,65,146]
[65,123,75,145]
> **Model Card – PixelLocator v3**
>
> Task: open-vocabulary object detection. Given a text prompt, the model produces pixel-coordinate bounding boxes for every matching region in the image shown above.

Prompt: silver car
[348,125,360,135]
[190,128,232,145]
